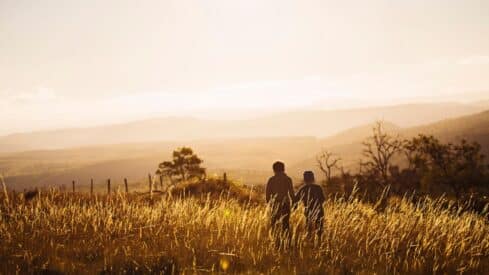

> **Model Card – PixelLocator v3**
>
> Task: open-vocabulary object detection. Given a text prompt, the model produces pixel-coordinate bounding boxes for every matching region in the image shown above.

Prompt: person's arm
[288,178,297,205]
[265,179,272,203]
[318,185,326,204]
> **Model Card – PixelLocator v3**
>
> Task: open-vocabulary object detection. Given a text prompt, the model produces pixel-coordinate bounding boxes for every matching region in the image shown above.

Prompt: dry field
[0,188,488,274]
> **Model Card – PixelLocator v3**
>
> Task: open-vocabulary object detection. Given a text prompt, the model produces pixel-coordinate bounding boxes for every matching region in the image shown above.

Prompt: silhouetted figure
[24,189,39,202]
[296,171,325,241]
[266,161,295,247]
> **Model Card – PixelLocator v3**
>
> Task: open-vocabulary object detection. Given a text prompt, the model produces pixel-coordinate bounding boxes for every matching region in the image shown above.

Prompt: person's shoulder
[312,184,323,190]
[312,184,325,194]
[283,173,293,181]
[297,184,309,193]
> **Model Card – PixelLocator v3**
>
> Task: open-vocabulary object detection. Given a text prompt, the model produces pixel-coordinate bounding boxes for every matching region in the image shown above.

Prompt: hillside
[2,109,489,190]
[291,109,489,175]
[0,102,483,153]
[3,190,488,274]
[1,137,318,190]
[404,110,489,151]
[473,99,489,109]
[319,121,401,148]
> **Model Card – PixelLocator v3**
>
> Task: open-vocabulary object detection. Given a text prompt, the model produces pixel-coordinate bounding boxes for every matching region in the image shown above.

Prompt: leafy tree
[156,147,206,184]
[403,135,487,198]
[404,135,452,176]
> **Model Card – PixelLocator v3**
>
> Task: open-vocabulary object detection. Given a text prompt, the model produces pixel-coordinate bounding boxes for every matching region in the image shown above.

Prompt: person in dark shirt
[296,171,325,241]
[266,161,295,246]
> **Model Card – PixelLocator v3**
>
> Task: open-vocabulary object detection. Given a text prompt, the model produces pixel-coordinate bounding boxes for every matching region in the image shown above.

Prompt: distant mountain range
[0,102,485,153]
[2,106,489,190]
[291,109,489,174]
[472,99,489,109]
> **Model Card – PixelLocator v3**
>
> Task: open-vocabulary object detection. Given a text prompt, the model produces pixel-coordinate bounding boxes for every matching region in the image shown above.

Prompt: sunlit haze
[1,0,489,135]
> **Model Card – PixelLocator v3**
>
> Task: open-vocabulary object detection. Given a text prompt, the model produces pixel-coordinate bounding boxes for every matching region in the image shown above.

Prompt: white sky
[1,0,489,135]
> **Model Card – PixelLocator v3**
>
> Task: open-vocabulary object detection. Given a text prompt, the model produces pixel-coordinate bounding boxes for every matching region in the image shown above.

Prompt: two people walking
[266,161,325,247]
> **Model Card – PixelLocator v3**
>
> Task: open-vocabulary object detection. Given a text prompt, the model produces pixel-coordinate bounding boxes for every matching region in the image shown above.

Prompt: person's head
[303,171,315,184]
[272,161,285,174]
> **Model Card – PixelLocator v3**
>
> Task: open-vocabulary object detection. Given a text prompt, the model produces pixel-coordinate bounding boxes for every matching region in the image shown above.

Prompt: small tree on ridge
[156,147,206,184]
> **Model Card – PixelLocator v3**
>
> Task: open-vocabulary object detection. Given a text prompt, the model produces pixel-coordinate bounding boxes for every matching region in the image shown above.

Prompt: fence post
[148,174,153,198]
[124,178,129,193]
[90,178,94,196]
[107,179,111,195]
[223,172,227,184]
[72,180,75,193]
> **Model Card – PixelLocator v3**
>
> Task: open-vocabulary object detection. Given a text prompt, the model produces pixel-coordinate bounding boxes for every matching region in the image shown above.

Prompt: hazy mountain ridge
[2,108,489,190]
[319,121,401,148]
[291,109,489,174]
[1,136,319,190]
[472,99,489,108]
[0,102,484,153]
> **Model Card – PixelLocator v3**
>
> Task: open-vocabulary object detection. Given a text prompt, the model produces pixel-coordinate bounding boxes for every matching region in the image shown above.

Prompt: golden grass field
[0,186,488,274]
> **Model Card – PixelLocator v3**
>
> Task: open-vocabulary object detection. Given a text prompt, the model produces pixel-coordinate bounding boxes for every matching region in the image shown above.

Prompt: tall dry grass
[0,189,488,274]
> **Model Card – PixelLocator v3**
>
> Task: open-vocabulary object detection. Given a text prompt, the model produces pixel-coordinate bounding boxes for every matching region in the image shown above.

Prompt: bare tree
[339,165,347,178]
[361,121,402,186]
[316,150,341,183]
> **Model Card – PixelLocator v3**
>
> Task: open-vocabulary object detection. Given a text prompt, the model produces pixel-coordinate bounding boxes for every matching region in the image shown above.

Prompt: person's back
[266,172,294,209]
[266,161,295,240]
[296,183,325,217]
[296,171,325,241]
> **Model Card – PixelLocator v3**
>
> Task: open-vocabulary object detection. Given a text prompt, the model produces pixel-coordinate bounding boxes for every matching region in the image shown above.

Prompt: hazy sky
[1,0,489,135]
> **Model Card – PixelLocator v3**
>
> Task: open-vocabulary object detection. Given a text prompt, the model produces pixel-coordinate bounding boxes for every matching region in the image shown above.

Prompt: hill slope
[0,103,483,153]
[404,110,489,149]
[291,109,489,174]
[1,137,319,190]
[2,109,489,190]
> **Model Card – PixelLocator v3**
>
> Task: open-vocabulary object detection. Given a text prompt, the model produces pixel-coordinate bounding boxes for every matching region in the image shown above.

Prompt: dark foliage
[320,122,489,208]
[156,147,206,185]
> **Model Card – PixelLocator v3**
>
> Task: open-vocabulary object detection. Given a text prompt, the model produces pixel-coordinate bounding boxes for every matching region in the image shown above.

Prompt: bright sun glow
[1,0,488,135]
